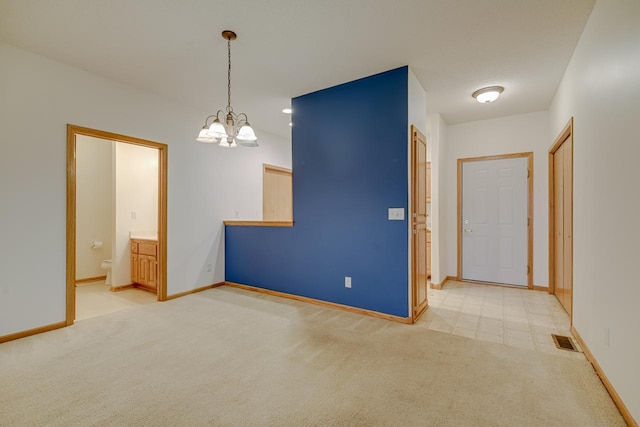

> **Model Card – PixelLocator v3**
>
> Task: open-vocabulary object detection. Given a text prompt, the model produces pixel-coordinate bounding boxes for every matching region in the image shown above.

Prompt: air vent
[551,334,578,352]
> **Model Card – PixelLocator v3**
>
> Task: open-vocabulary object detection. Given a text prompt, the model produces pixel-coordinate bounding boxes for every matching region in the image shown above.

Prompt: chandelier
[196,30,258,147]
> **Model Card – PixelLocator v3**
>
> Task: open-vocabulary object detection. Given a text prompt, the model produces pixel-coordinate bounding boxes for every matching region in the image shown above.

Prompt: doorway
[66,125,168,325]
[457,153,533,288]
[549,118,573,317]
[411,125,428,322]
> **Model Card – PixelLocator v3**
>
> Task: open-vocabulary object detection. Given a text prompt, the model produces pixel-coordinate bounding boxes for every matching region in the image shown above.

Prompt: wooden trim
[532,285,549,292]
[67,125,169,324]
[66,126,76,326]
[75,275,107,284]
[224,220,294,227]
[457,152,534,288]
[430,275,455,290]
[571,326,638,427]
[548,118,573,297]
[263,163,292,174]
[165,282,226,300]
[0,321,67,344]
[109,284,135,292]
[224,282,413,324]
[459,278,530,290]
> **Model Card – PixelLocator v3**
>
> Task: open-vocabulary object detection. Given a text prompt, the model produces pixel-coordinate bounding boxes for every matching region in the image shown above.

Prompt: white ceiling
[0,0,595,139]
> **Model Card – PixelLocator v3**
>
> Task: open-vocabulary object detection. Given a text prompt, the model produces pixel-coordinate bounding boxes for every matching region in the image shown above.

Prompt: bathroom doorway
[66,125,168,325]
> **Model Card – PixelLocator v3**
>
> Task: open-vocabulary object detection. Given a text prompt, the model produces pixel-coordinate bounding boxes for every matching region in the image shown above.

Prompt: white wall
[549,0,640,419]
[112,143,159,287]
[445,111,550,287]
[76,135,113,280]
[0,43,291,336]
[427,113,448,285]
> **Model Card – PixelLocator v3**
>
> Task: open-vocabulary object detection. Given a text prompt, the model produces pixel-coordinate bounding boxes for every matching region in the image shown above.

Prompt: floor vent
[552,334,578,352]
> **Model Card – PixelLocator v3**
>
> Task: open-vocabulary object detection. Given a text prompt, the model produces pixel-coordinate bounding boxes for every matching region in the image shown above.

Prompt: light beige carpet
[0,286,624,426]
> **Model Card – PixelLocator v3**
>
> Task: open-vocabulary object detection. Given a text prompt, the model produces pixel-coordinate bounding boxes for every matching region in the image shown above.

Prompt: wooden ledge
[223,221,293,227]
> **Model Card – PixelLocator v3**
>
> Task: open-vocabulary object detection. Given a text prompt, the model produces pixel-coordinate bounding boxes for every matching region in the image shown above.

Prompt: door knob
[464,228,472,233]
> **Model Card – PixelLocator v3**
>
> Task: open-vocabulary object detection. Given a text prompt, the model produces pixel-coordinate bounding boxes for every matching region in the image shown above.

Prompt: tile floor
[75,280,157,321]
[417,280,585,360]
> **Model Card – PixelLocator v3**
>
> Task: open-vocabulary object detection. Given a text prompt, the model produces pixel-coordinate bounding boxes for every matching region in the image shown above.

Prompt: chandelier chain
[227,37,232,113]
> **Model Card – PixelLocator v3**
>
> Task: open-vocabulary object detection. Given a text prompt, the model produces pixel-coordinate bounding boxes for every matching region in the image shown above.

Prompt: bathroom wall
[112,142,159,288]
[75,135,114,280]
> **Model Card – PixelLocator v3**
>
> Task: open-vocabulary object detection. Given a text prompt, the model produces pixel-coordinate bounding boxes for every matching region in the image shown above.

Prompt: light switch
[388,208,405,220]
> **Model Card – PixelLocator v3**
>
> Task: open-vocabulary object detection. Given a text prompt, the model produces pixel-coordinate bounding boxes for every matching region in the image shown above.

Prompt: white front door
[461,157,528,286]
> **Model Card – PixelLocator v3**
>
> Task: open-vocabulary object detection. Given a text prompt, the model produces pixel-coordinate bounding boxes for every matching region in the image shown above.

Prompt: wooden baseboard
[109,284,134,292]
[75,275,107,284]
[571,325,637,427]
[532,285,549,292]
[165,282,225,300]
[0,321,67,344]
[224,281,412,324]
[430,275,455,290]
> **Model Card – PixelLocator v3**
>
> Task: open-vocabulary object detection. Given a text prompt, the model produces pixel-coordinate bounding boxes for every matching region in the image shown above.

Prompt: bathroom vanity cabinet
[131,238,158,292]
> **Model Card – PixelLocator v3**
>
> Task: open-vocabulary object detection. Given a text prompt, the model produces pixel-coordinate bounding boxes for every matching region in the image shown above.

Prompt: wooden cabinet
[131,238,158,292]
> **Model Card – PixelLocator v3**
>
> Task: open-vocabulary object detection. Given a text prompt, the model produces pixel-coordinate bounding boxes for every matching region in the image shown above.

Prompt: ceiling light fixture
[196,30,257,147]
[472,86,504,103]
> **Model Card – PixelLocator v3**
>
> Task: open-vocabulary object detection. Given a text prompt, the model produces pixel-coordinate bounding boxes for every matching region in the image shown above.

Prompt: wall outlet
[131,211,137,220]
[206,263,212,272]
[234,210,240,219]
[345,276,352,288]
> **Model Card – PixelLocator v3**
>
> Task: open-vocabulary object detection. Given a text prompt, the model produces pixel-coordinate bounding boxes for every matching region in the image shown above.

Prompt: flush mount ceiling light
[472,86,504,103]
[196,30,258,148]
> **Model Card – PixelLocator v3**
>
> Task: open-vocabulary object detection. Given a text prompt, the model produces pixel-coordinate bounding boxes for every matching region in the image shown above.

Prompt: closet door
[551,126,573,316]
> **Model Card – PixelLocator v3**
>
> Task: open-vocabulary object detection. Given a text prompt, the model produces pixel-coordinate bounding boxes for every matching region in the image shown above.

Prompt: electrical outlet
[345,276,352,288]
[206,263,212,272]
[131,211,137,220]
[234,210,240,219]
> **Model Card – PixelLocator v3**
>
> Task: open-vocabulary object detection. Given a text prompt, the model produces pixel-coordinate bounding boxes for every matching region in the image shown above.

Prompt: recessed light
[282,108,292,114]
[472,86,504,103]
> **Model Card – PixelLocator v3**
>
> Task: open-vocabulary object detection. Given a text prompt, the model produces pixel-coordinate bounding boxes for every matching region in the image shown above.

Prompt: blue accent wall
[226,66,409,317]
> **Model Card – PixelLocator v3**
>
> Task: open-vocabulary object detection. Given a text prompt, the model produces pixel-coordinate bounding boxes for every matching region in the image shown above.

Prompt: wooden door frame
[457,152,534,288]
[66,124,168,325]
[548,118,573,317]
[411,125,428,322]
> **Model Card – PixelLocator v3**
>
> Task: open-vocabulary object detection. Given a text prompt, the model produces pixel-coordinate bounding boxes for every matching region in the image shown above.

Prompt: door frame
[548,118,573,317]
[411,125,428,322]
[66,124,168,325]
[457,152,534,288]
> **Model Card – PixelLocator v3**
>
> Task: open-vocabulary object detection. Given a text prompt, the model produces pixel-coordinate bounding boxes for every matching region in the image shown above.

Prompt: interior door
[552,133,573,315]
[461,157,528,286]
[411,126,428,320]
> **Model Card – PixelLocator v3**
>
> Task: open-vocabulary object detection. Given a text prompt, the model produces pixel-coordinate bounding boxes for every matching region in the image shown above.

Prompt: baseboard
[0,321,67,344]
[224,281,412,324]
[166,282,225,300]
[75,275,107,284]
[532,285,549,292]
[571,325,637,427]
[110,284,135,292]
[430,275,455,290]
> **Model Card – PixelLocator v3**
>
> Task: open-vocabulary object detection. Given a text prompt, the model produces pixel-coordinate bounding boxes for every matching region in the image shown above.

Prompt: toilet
[101,259,112,286]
